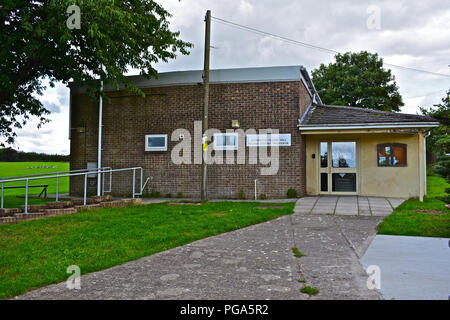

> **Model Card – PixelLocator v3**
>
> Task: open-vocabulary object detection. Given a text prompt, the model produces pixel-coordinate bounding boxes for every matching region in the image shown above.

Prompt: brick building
[68,66,438,200]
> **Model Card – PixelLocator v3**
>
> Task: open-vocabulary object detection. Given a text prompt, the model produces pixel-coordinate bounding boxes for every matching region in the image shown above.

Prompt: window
[320,142,328,168]
[332,173,356,192]
[145,134,168,151]
[332,142,356,168]
[377,143,407,166]
[214,133,238,150]
[320,173,328,192]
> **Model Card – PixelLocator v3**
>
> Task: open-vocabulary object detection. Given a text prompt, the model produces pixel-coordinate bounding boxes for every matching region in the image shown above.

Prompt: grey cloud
[421,90,448,109]
[43,102,61,113]
[17,129,52,138]
[13,0,450,154]
[162,0,450,76]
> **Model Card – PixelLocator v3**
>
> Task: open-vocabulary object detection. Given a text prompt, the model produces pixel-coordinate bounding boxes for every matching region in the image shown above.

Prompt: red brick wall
[69,80,312,198]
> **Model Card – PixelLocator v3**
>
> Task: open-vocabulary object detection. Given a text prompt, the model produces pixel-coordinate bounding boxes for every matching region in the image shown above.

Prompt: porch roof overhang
[298,122,440,135]
[298,103,439,135]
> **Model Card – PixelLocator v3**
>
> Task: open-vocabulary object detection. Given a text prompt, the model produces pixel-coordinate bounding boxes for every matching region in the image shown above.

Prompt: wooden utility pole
[201,10,211,201]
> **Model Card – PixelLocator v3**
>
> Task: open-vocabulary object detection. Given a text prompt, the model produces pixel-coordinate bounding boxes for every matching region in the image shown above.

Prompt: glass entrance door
[319,141,357,194]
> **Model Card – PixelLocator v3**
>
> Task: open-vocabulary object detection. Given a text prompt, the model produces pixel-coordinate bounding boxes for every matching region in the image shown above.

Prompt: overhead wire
[211,16,450,79]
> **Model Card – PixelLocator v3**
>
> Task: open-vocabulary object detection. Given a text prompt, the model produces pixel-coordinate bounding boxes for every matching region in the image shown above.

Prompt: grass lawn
[377,174,450,238]
[0,201,294,299]
[0,162,69,208]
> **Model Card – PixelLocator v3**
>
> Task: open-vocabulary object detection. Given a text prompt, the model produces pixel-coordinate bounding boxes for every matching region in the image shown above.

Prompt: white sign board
[246,134,291,147]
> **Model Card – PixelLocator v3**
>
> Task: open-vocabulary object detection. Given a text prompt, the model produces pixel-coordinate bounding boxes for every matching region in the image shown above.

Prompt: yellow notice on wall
[202,135,208,151]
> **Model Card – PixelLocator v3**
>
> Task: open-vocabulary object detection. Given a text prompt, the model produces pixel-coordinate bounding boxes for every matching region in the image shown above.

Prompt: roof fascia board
[299,76,313,99]
[300,66,322,104]
[298,123,440,130]
[69,66,307,93]
[298,102,314,124]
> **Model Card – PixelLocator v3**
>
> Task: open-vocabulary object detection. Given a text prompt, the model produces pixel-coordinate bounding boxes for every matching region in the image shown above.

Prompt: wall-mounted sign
[246,134,291,147]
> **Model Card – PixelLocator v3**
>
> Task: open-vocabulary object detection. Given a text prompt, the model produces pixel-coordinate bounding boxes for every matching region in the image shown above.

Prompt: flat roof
[69,65,308,93]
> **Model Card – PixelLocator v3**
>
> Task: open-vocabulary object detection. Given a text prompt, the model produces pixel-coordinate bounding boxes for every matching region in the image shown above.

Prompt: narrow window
[320,173,328,192]
[377,143,407,166]
[320,142,328,168]
[145,134,168,151]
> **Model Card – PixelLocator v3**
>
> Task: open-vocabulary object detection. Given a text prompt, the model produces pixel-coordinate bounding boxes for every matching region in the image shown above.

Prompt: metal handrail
[0,167,112,181]
[0,166,113,203]
[0,167,143,213]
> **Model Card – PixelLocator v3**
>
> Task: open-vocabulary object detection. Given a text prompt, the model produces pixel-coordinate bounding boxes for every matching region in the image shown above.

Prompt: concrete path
[361,235,450,300]
[295,196,406,216]
[19,211,382,300]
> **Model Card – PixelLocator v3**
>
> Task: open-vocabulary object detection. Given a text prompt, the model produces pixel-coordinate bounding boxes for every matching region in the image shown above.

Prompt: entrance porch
[304,132,427,199]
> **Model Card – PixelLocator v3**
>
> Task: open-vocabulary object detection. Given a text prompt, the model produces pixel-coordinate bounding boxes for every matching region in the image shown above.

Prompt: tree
[420,90,450,181]
[311,51,404,112]
[0,0,192,145]
[420,90,450,154]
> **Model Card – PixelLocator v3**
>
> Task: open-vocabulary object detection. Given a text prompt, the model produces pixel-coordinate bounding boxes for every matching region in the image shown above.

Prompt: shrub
[436,195,450,204]
[287,188,298,198]
[260,193,267,200]
[176,192,183,198]
[238,188,246,200]
[433,154,450,182]
[165,193,172,198]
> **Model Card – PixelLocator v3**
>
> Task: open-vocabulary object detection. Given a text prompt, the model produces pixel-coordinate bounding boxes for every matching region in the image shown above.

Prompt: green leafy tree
[420,90,450,181]
[0,0,192,144]
[312,51,404,111]
[420,90,450,154]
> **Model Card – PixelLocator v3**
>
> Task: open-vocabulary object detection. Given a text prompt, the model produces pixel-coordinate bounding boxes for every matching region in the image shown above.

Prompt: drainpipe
[97,78,103,196]
[424,130,431,196]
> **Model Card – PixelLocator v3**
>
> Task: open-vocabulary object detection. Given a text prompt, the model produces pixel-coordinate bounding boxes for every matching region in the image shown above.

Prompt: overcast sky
[9,0,450,154]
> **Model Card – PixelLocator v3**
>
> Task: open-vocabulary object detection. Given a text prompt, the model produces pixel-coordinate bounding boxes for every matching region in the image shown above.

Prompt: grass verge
[377,175,450,238]
[0,201,294,299]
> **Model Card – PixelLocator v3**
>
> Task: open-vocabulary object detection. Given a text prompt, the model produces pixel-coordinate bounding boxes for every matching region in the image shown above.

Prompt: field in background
[0,162,70,208]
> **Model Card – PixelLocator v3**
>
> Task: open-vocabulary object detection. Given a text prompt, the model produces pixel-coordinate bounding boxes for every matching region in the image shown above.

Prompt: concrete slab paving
[289,215,382,300]
[361,235,450,300]
[294,196,406,216]
[335,209,358,215]
[18,210,382,300]
[371,211,392,217]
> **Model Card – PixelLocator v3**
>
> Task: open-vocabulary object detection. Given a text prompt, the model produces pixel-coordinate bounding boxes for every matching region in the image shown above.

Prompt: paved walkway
[19,208,383,300]
[295,196,406,216]
[361,235,450,300]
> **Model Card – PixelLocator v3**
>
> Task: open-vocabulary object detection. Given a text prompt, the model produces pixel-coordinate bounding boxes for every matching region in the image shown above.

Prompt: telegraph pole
[201,10,211,201]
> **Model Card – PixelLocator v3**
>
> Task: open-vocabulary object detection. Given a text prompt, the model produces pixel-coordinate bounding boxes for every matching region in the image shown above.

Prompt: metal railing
[0,166,143,214]
[0,167,112,181]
